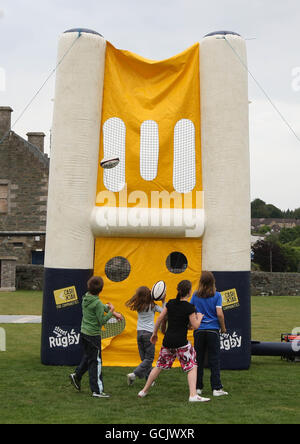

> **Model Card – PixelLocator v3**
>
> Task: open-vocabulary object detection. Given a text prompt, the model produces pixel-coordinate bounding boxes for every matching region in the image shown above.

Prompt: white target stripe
[140,120,159,181]
[103,117,126,192]
[173,119,196,194]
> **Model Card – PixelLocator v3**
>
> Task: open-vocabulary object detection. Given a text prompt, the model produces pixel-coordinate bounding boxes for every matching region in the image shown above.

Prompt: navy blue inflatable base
[41,268,251,370]
[41,268,93,366]
[213,271,251,370]
[251,341,300,358]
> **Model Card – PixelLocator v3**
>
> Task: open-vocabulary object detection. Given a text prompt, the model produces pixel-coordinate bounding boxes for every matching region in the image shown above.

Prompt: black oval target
[166,252,188,274]
[105,256,131,282]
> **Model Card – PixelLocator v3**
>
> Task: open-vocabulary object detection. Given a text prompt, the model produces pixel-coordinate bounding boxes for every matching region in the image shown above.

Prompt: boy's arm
[96,302,114,326]
[106,302,123,321]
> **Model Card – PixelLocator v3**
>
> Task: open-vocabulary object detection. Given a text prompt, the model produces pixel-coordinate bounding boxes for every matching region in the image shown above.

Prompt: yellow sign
[221,288,240,311]
[54,286,79,310]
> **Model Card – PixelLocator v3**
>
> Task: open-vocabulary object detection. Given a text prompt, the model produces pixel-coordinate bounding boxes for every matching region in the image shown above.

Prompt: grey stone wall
[16,265,44,291]
[0,234,46,265]
[251,272,300,296]
[0,258,16,291]
[14,266,300,296]
[0,132,49,234]
[0,107,49,273]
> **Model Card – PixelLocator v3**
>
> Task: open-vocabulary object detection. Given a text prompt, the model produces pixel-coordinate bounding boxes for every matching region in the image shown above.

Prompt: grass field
[1,292,300,424]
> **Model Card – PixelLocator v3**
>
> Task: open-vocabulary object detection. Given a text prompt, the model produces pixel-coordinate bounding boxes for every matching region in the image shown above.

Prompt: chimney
[27,132,46,153]
[0,106,13,139]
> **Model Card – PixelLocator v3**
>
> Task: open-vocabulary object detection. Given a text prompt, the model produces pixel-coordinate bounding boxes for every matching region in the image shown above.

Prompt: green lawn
[0,292,300,424]
[0,291,43,316]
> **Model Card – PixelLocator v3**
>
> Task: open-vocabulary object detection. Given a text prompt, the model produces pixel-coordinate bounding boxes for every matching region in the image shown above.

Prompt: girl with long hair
[125,286,165,385]
[191,271,228,397]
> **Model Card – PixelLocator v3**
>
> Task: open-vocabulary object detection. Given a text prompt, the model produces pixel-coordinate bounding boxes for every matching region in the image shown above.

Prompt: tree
[257,225,271,235]
[266,204,282,218]
[252,239,287,272]
[282,245,300,272]
[279,226,300,244]
[251,199,283,218]
[293,208,300,219]
[251,199,268,218]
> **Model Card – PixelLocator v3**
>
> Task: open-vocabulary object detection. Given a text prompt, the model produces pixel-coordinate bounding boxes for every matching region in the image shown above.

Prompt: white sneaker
[92,392,110,398]
[196,389,203,396]
[189,395,210,402]
[213,389,228,397]
[127,373,136,386]
[138,390,148,398]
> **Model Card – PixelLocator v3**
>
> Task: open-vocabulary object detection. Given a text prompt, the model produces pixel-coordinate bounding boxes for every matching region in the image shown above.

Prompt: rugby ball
[151,280,166,301]
[100,157,120,169]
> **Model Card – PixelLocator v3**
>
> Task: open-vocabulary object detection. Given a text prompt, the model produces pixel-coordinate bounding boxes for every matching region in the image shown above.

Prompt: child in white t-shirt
[125,286,165,385]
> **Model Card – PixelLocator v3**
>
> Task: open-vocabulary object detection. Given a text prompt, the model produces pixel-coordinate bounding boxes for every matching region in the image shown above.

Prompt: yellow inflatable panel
[94,42,203,367]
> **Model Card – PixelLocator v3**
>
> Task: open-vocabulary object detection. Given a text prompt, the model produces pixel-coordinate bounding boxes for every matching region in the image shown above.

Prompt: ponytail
[176,280,192,302]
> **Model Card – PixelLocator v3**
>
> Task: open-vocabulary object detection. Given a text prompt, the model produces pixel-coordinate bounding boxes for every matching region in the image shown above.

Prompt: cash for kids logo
[53,286,79,310]
[49,326,80,349]
[221,288,240,311]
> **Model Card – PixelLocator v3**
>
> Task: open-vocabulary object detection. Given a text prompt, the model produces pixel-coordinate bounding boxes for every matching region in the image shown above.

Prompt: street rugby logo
[49,326,80,349]
[54,286,79,310]
[220,331,242,352]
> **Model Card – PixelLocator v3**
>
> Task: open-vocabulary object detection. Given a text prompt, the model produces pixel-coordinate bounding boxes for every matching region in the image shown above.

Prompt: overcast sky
[0,0,300,211]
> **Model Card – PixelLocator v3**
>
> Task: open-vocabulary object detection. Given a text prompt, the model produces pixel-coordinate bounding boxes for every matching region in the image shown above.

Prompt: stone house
[0,106,49,290]
[251,218,300,233]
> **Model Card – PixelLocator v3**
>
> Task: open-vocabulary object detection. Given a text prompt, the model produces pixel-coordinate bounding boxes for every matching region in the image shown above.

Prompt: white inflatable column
[200,31,251,369]
[42,29,106,365]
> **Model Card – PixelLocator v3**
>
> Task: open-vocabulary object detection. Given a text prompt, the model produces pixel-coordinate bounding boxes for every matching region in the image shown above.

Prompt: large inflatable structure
[41,29,251,370]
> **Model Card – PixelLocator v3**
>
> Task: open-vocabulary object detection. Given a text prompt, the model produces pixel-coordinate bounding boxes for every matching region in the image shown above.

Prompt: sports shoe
[213,389,228,397]
[138,390,148,398]
[196,389,203,395]
[92,392,111,398]
[69,373,81,391]
[189,395,210,402]
[127,373,136,386]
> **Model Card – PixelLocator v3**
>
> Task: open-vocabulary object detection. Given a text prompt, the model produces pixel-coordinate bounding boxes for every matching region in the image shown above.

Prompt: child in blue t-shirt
[190,271,228,397]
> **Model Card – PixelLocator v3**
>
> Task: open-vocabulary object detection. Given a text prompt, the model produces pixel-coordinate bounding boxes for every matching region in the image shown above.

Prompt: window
[173,119,196,193]
[103,118,126,192]
[32,251,45,265]
[140,120,159,181]
[0,183,8,214]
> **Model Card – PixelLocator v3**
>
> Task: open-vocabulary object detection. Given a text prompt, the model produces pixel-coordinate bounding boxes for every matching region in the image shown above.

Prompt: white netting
[173,119,196,193]
[140,120,159,181]
[103,117,126,192]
